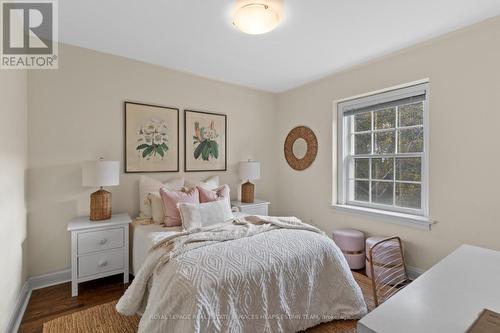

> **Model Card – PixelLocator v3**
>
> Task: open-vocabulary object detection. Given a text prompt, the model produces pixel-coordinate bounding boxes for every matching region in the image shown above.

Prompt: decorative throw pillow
[178,199,233,230]
[159,187,199,227]
[198,184,230,203]
[139,176,184,217]
[147,192,165,224]
[184,175,219,191]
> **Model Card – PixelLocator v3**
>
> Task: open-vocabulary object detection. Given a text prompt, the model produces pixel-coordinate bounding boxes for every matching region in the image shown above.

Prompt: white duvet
[117,215,367,332]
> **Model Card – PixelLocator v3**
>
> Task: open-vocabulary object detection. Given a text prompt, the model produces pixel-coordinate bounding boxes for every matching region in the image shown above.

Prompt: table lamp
[82,159,120,221]
[238,160,260,203]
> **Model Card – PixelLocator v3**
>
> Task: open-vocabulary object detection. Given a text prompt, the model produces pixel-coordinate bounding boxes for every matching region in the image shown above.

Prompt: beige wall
[26,15,500,277]
[0,70,28,331]
[274,16,500,271]
[27,44,277,276]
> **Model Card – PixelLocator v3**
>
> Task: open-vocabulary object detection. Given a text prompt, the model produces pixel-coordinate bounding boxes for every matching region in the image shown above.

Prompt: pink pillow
[197,185,230,203]
[159,187,199,226]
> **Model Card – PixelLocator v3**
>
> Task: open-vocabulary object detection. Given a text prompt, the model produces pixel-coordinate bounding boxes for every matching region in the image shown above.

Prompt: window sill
[332,204,435,231]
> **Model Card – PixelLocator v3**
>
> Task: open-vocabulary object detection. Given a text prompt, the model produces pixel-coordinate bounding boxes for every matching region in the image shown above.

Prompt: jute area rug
[43,272,373,333]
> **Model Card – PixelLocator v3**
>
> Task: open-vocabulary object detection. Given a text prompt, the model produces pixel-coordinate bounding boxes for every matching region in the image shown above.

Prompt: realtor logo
[1,0,58,69]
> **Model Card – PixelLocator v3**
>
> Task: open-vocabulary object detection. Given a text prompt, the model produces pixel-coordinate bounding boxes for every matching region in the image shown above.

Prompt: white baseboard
[28,269,71,290]
[407,265,425,280]
[6,268,71,333]
[5,280,31,333]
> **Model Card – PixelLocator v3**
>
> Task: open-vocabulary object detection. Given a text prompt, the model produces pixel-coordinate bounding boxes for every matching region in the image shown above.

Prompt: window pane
[396,183,421,209]
[372,158,394,180]
[374,131,395,154]
[342,84,427,215]
[372,181,393,205]
[374,108,396,130]
[354,180,369,202]
[398,127,423,153]
[396,157,421,181]
[355,158,369,179]
[354,112,371,132]
[354,133,371,154]
[399,102,423,127]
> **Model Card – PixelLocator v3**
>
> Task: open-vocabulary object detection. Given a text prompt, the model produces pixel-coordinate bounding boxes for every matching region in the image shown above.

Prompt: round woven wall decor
[284,126,318,171]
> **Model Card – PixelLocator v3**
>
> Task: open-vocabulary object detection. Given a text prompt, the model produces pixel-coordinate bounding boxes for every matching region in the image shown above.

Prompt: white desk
[358,245,500,333]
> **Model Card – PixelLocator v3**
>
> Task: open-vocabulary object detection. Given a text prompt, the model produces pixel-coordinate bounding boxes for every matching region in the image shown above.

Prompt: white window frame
[334,81,432,229]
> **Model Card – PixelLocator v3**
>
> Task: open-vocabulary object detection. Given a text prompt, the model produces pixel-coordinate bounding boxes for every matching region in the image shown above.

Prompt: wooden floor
[19,272,374,333]
[19,275,132,333]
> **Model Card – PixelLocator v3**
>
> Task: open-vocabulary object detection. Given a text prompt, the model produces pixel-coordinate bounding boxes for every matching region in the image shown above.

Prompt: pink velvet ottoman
[365,236,405,279]
[332,229,365,269]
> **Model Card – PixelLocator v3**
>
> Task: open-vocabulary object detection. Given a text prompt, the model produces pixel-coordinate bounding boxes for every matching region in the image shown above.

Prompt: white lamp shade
[82,160,120,187]
[239,161,260,180]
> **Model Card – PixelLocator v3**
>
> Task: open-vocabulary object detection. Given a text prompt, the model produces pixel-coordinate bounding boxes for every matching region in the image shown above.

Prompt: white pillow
[184,175,219,191]
[139,176,184,217]
[178,200,233,230]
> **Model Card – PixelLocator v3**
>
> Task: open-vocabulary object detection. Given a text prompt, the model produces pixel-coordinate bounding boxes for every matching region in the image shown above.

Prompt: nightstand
[231,199,270,216]
[67,213,131,297]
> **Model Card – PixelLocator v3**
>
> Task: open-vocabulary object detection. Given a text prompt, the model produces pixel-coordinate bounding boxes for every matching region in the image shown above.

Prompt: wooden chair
[367,237,411,307]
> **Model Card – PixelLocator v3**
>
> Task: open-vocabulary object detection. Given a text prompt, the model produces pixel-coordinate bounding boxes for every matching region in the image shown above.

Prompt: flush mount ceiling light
[233,2,281,35]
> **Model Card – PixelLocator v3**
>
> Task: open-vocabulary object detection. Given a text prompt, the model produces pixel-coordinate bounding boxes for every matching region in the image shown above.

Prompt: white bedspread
[117,215,367,332]
[131,212,248,275]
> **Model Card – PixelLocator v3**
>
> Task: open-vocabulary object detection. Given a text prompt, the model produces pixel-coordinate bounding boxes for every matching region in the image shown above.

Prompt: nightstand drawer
[78,249,124,278]
[232,200,270,217]
[77,228,124,255]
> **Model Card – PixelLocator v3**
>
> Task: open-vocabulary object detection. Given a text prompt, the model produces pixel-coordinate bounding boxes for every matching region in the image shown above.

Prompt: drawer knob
[99,238,108,245]
[98,259,108,267]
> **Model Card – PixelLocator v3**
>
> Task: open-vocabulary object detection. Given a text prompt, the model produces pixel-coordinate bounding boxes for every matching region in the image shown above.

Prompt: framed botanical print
[184,109,227,172]
[125,101,179,172]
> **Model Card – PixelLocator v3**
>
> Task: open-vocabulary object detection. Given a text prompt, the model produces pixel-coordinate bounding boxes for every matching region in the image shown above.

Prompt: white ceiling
[60,0,500,93]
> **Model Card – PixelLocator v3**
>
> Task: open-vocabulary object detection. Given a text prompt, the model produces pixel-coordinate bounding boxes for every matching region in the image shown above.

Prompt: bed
[120,214,367,333]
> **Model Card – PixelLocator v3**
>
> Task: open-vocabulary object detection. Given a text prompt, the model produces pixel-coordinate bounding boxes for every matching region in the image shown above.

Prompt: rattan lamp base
[90,188,112,221]
[241,181,255,203]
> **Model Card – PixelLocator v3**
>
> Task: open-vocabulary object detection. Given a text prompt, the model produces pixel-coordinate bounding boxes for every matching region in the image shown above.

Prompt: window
[336,83,429,219]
